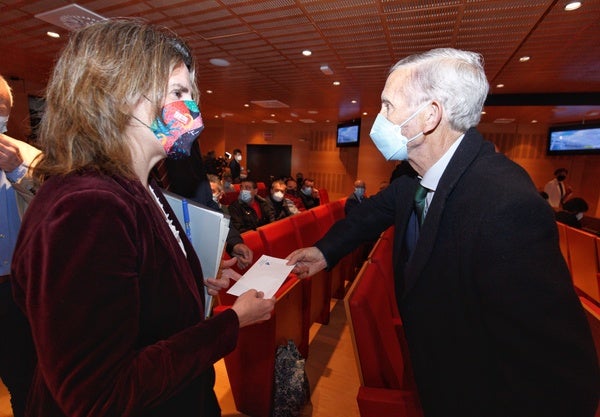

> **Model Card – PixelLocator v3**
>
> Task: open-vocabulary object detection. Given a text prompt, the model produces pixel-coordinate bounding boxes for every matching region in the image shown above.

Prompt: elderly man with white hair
[287,48,599,417]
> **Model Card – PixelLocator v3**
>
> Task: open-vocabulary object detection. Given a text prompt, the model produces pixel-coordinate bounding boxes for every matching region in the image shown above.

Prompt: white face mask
[272,190,284,202]
[0,115,8,134]
[369,101,430,161]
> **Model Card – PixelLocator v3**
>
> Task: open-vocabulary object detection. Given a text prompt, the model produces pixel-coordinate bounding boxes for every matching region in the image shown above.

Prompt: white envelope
[227,255,295,299]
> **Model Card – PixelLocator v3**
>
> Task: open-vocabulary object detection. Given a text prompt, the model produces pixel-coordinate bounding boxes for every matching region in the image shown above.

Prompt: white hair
[389,48,489,131]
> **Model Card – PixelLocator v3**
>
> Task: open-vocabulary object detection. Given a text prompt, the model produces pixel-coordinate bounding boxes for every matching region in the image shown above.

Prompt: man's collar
[420,133,465,192]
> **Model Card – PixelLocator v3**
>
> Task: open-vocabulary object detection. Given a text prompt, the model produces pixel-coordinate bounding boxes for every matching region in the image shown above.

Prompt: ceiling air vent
[35,4,106,31]
[251,100,289,109]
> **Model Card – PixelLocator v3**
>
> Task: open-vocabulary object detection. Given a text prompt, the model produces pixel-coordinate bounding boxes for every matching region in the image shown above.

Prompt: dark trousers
[0,279,36,417]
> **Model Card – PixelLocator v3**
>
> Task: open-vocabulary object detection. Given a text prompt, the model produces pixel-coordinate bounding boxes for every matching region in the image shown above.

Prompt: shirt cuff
[6,163,26,183]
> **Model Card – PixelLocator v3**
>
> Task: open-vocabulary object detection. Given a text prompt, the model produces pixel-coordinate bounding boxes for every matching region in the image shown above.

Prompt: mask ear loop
[400,101,431,143]
[130,115,152,130]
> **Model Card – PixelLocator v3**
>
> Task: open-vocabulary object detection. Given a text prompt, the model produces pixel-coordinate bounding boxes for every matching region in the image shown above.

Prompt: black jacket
[316,128,599,417]
[228,195,275,233]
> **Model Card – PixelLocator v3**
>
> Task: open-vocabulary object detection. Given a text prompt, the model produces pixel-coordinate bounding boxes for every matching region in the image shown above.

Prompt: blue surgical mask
[354,187,365,198]
[302,187,312,196]
[369,101,430,161]
[239,189,253,204]
[0,115,8,134]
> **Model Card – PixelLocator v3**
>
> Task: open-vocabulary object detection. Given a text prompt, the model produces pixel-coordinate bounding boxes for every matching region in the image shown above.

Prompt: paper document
[227,255,295,300]
[162,190,230,318]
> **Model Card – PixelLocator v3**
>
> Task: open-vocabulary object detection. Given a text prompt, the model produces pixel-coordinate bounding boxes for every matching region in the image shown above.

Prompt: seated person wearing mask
[284,178,306,212]
[228,179,275,233]
[268,179,298,219]
[299,178,320,210]
[345,179,367,215]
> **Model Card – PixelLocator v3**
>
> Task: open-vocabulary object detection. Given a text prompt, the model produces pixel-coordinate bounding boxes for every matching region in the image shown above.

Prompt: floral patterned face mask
[150,100,204,159]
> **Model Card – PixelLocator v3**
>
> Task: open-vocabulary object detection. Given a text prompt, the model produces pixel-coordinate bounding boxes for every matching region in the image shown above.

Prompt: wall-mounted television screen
[336,119,361,147]
[547,122,600,155]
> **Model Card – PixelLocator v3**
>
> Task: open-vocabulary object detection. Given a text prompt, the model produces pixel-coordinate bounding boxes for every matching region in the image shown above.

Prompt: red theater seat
[345,261,423,417]
[213,275,305,417]
[290,210,322,247]
[556,222,571,272]
[259,218,328,326]
[329,199,345,222]
[257,181,267,198]
[289,210,333,325]
[368,236,399,319]
[318,188,330,204]
[565,226,600,304]
[311,203,334,239]
[258,217,297,259]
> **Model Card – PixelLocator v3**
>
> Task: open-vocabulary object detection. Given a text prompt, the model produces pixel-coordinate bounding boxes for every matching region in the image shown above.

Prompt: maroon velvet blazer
[11,171,239,417]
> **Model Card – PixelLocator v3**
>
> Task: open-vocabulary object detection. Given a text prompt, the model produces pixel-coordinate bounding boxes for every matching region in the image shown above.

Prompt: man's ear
[423,101,442,134]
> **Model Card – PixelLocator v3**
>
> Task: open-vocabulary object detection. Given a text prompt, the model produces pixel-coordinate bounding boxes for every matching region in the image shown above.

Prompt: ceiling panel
[0,0,598,127]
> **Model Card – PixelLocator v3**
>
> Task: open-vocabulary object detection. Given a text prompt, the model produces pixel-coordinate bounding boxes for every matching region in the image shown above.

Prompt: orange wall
[5,94,599,217]
[480,122,600,218]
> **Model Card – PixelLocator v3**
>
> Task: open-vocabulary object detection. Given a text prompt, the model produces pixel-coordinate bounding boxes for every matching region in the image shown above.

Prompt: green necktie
[414,182,428,226]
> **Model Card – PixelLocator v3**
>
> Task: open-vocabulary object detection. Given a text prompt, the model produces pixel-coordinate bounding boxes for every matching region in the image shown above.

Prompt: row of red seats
[345,227,424,417]
[556,223,600,366]
[213,197,359,417]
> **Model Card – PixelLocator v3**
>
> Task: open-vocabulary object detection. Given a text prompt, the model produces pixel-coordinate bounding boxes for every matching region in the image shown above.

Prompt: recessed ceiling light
[531,120,538,123]
[302,50,312,56]
[481,111,487,115]
[270,113,276,117]
[333,81,340,86]
[519,56,530,62]
[496,83,505,88]
[206,90,213,94]
[565,2,582,11]
[362,112,368,116]
[209,58,230,67]
[244,103,249,108]
[351,100,357,104]
[214,115,219,118]
[47,31,60,38]
[320,64,333,75]
[493,118,515,124]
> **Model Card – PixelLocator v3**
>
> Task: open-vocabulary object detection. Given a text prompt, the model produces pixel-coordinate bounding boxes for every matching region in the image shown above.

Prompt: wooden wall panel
[481,122,600,217]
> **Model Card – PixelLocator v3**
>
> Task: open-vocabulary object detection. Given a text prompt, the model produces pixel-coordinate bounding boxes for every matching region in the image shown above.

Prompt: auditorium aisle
[0,299,360,417]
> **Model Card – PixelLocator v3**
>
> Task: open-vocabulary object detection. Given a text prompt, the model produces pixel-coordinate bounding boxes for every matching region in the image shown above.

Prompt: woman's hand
[231,290,275,328]
[203,257,241,296]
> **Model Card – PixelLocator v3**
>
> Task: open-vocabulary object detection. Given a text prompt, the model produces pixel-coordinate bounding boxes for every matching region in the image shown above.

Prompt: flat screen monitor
[547,122,600,155]
[336,119,361,147]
